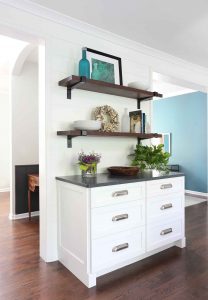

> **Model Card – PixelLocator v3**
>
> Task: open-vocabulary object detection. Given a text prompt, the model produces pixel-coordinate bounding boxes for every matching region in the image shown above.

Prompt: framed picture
[86,47,123,85]
[129,110,142,133]
[152,133,171,154]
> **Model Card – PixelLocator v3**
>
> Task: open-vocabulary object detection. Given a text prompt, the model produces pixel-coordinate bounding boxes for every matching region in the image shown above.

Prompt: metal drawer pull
[160,183,173,189]
[112,213,128,222]
[160,203,173,210]
[112,243,129,252]
[112,190,128,197]
[160,228,173,235]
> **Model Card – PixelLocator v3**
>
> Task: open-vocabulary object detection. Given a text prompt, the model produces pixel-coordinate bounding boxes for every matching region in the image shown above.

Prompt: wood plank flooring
[0,192,207,300]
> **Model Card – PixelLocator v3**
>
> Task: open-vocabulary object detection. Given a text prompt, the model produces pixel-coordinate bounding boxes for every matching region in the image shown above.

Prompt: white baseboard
[185,190,208,199]
[0,188,10,193]
[9,211,39,220]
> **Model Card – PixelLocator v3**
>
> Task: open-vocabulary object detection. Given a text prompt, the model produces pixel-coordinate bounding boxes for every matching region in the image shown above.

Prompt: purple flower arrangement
[78,151,101,177]
[78,151,101,165]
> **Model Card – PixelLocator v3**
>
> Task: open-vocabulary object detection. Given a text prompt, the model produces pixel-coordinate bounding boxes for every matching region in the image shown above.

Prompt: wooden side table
[28,174,39,220]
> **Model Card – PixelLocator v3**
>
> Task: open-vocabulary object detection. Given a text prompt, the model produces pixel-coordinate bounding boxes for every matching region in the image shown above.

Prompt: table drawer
[147,218,183,251]
[147,193,184,224]
[91,227,145,272]
[91,200,145,239]
[146,177,184,198]
[91,182,145,208]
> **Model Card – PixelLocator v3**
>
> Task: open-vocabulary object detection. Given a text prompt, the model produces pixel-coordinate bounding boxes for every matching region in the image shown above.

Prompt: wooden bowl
[107,166,139,176]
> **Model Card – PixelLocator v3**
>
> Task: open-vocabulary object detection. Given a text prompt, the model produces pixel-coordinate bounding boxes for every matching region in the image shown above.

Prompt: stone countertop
[56,171,184,188]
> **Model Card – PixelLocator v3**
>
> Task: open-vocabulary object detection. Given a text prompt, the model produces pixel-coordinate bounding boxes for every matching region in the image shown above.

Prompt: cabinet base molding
[174,237,186,248]
[59,238,185,288]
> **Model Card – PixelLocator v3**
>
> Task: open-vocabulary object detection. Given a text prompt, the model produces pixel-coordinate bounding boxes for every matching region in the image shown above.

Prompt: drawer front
[146,177,184,198]
[91,200,145,239]
[91,182,145,208]
[147,218,183,251]
[147,193,184,224]
[91,227,145,272]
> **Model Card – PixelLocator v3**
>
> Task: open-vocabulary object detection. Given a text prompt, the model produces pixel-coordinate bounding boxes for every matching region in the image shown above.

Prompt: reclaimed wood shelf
[57,130,162,148]
[58,75,162,108]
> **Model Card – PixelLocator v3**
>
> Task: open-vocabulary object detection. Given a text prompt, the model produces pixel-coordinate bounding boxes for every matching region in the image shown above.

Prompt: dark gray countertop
[56,171,184,188]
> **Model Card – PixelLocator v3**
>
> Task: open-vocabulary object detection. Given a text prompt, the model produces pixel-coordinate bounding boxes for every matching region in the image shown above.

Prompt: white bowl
[128,81,150,91]
[73,120,101,130]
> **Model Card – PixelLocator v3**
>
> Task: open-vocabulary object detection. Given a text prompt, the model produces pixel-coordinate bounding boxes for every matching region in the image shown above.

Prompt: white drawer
[146,177,184,198]
[91,200,145,239]
[147,218,183,252]
[91,182,145,208]
[91,227,145,272]
[147,193,184,224]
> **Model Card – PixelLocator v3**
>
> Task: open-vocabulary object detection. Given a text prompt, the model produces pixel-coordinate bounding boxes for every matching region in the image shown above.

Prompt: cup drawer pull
[160,183,173,189]
[112,190,128,197]
[160,228,173,235]
[112,243,129,252]
[160,203,173,210]
[112,213,128,222]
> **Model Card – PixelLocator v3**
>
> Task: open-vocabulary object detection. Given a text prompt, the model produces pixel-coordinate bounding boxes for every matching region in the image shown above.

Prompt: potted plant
[78,151,101,177]
[131,144,170,171]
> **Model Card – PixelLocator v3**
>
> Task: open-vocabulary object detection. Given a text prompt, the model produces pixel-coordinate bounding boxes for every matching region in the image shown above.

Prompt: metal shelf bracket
[66,76,87,99]
[67,136,72,148]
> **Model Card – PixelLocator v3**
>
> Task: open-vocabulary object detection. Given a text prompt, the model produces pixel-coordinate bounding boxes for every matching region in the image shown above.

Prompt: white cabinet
[147,218,184,251]
[91,182,146,273]
[57,176,185,288]
[146,177,184,197]
[91,182,145,208]
[91,227,145,272]
[147,193,184,223]
[146,177,185,252]
[91,200,145,239]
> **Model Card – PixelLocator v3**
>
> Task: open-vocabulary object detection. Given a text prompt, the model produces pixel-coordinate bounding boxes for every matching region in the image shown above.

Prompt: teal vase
[79,48,90,78]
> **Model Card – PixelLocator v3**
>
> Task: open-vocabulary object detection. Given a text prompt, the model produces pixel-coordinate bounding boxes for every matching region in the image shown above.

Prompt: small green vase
[79,47,90,78]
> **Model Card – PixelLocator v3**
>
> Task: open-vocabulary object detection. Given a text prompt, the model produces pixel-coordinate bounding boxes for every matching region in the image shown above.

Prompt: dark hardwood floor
[0,192,207,300]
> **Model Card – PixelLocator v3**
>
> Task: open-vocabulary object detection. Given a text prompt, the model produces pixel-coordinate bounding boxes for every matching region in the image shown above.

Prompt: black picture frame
[86,47,123,85]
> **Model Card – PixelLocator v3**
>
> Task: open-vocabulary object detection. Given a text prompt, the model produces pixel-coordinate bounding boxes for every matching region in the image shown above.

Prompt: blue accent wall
[153,92,207,193]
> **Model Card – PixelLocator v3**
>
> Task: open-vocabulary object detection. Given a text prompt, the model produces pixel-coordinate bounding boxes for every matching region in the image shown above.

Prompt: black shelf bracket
[137,96,153,109]
[137,100,140,109]
[66,130,88,147]
[81,130,88,136]
[137,138,141,145]
[67,136,72,148]
[67,76,87,99]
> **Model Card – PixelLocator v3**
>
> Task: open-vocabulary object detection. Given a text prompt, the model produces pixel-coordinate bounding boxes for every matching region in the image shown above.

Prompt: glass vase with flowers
[78,151,101,177]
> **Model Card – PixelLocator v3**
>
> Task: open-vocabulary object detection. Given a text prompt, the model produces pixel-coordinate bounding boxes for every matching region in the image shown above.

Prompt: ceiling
[30,0,208,68]
[153,79,194,99]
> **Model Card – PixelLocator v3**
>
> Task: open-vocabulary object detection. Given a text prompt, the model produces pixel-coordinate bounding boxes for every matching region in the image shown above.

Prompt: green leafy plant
[131,144,170,171]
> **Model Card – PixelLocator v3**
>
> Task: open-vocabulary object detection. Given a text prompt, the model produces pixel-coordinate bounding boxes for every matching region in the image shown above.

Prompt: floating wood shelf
[58,75,163,108]
[57,130,162,148]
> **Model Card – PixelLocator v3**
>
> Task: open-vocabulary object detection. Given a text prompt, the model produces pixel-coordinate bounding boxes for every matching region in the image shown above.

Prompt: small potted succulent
[78,151,101,177]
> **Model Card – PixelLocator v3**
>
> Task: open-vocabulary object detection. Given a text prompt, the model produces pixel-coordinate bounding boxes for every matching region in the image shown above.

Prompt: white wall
[11,60,38,213]
[44,29,151,261]
[0,1,208,262]
[12,61,38,165]
[0,75,10,191]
